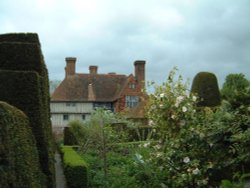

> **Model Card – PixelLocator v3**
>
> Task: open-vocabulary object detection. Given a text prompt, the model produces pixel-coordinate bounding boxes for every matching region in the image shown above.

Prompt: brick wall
[115,75,143,112]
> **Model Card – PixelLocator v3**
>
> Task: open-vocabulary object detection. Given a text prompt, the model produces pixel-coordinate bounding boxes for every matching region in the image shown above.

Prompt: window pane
[63,114,69,120]
[125,96,139,108]
[82,114,86,120]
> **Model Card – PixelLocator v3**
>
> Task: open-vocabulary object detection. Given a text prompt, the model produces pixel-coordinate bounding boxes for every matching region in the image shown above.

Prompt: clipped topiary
[0,33,55,187]
[0,101,46,188]
[64,127,78,146]
[191,72,221,107]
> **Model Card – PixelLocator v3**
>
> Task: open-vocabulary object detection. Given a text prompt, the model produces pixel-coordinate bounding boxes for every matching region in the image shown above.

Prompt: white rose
[182,106,187,112]
[183,157,190,163]
[192,96,197,102]
[192,168,200,175]
[171,115,176,119]
[176,96,184,102]
[160,93,165,98]
[148,120,154,126]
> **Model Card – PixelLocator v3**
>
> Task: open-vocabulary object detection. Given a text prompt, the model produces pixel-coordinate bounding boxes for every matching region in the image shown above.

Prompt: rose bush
[142,68,250,187]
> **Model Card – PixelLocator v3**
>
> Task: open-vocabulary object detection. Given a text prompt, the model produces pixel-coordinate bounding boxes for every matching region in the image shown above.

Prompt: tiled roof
[51,73,128,102]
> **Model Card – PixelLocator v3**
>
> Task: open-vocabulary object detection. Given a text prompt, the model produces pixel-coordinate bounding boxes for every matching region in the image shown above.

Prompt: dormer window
[129,83,136,89]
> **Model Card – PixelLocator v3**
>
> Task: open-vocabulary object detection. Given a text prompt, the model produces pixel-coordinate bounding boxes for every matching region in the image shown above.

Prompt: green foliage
[82,148,141,188]
[127,125,157,141]
[221,73,250,110]
[0,101,46,188]
[0,33,55,187]
[69,109,129,153]
[145,68,250,187]
[220,173,250,188]
[64,126,78,145]
[69,109,130,180]
[191,71,221,107]
[61,146,88,188]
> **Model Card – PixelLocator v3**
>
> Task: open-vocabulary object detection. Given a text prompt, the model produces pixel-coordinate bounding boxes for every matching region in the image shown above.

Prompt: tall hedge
[191,72,221,107]
[0,33,55,187]
[0,101,46,187]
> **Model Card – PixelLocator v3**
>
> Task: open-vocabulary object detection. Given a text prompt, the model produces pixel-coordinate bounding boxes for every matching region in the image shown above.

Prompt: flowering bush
[147,68,197,137]
[143,68,250,187]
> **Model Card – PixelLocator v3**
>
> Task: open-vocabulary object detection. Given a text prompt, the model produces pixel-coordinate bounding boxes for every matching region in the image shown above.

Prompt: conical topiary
[191,72,221,107]
[0,101,46,188]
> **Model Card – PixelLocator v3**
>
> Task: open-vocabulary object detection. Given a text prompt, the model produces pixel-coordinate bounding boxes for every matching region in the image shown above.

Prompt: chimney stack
[88,83,96,101]
[89,66,98,74]
[65,57,76,77]
[134,60,146,88]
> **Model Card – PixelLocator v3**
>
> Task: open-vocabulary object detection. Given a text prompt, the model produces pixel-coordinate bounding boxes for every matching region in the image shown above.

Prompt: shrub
[221,73,250,110]
[61,146,88,188]
[191,72,221,107]
[145,69,250,187]
[0,101,46,187]
[127,125,157,141]
[0,33,54,187]
[64,127,78,145]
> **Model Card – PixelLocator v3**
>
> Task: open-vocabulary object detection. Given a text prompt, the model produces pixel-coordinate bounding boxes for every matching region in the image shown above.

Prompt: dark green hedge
[61,146,88,188]
[0,42,45,74]
[0,101,46,188]
[0,33,40,44]
[191,72,221,107]
[0,71,51,183]
[0,33,55,187]
[64,127,78,145]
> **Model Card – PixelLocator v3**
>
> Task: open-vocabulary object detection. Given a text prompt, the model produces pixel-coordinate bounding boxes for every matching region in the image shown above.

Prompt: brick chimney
[134,60,146,88]
[88,83,96,101]
[89,66,98,74]
[65,57,76,77]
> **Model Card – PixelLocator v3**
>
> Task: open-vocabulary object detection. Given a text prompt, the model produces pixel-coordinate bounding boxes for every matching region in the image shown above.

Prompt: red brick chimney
[134,60,146,88]
[65,57,76,77]
[89,66,98,74]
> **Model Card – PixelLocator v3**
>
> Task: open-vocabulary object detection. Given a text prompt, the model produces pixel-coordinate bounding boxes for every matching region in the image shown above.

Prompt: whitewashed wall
[50,102,93,113]
[50,102,94,128]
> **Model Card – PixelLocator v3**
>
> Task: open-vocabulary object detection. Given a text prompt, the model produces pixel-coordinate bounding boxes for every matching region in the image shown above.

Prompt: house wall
[51,113,91,127]
[50,102,93,129]
[115,75,144,112]
[50,102,93,113]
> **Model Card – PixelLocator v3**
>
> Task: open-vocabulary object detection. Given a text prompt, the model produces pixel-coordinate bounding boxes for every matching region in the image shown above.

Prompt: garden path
[55,151,67,188]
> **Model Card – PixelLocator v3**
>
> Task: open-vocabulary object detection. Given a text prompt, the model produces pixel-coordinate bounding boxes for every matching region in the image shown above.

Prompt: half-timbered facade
[51,57,146,131]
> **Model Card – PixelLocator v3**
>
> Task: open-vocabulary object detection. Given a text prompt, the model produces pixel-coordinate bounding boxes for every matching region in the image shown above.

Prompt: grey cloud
[0,0,249,87]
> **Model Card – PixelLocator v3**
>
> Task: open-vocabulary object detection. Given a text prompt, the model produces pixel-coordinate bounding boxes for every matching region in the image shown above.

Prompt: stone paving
[54,151,67,188]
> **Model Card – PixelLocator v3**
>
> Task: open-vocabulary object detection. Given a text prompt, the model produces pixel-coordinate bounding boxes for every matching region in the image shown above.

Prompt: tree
[69,109,129,178]
[221,73,250,110]
[49,80,61,94]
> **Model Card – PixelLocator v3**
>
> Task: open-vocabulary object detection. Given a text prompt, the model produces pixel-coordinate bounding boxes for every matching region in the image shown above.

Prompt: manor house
[50,57,146,130]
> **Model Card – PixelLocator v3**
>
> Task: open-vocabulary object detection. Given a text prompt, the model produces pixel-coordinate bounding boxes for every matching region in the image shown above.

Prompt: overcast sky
[1,0,249,88]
